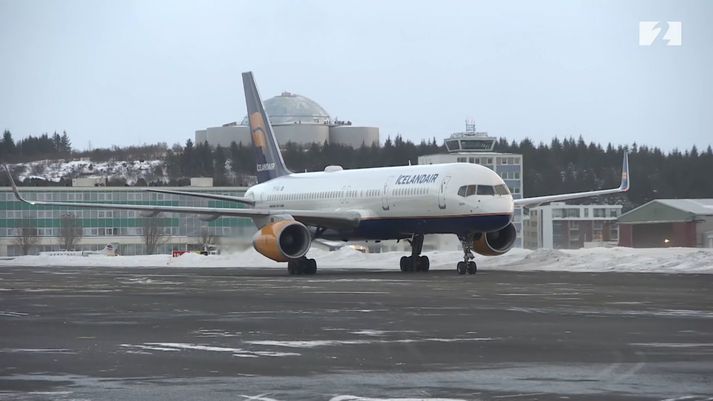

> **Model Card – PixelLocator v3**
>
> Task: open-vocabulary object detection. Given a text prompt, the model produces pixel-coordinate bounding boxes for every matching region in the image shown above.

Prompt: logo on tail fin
[242,71,291,183]
[249,112,268,150]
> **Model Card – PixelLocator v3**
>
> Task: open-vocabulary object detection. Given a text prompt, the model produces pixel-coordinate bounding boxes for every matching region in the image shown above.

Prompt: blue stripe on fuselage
[351,214,512,239]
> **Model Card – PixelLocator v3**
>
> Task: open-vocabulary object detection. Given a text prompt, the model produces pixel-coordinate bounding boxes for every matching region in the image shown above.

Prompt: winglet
[619,152,630,191]
[3,164,30,204]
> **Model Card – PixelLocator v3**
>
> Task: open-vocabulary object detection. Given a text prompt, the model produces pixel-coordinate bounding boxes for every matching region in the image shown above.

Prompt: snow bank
[2,247,712,274]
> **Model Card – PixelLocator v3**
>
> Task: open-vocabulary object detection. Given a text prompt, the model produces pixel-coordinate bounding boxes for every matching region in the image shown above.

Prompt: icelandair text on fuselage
[395,174,439,185]
[257,162,276,172]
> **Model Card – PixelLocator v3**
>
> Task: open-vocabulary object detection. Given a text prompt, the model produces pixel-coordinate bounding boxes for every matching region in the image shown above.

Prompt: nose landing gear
[399,234,430,272]
[457,234,477,275]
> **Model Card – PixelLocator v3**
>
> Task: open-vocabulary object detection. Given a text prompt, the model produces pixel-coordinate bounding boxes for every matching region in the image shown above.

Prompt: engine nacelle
[473,223,517,256]
[253,220,311,262]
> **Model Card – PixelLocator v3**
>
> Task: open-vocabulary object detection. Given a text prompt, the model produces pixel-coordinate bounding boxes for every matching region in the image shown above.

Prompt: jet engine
[472,223,517,256]
[253,220,311,262]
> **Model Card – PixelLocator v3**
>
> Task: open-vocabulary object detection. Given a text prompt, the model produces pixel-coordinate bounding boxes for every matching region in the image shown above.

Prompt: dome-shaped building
[241,92,330,125]
[196,91,379,149]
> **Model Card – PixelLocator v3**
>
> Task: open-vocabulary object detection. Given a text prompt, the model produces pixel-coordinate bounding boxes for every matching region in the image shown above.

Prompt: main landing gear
[287,257,317,275]
[456,234,477,275]
[400,234,430,272]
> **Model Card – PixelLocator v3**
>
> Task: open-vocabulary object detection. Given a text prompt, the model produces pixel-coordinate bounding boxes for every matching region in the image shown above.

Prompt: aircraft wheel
[287,260,298,275]
[406,256,416,272]
[419,256,430,272]
[400,256,408,272]
[467,261,477,275]
[456,261,466,275]
[306,258,317,275]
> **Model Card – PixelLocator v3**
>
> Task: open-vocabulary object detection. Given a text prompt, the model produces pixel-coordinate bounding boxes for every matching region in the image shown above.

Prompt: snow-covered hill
[10,159,167,185]
[3,247,713,274]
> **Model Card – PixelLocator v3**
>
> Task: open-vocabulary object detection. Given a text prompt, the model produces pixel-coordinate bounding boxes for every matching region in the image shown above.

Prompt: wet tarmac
[0,265,712,400]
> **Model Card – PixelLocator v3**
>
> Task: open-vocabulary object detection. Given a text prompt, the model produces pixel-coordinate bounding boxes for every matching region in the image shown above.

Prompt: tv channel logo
[639,21,682,46]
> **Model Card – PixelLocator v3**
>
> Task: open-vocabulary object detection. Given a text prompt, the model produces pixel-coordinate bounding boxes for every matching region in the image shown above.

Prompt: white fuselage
[246,163,514,239]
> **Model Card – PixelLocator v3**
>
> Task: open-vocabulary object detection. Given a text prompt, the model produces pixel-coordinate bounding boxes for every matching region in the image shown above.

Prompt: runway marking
[246,338,495,348]
[492,393,547,399]
[120,343,301,357]
[120,277,181,285]
[240,394,280,401]
[0,311,29,317]
[120,344,181,352]
[330,396,467,401]
[0,348,75,354]
[630,343,713,348]
[351,330,387,336]
[193,329,241,337]
[310,291,390,294]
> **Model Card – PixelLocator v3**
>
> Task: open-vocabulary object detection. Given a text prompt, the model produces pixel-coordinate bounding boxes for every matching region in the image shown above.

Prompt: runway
[0,265,711,400]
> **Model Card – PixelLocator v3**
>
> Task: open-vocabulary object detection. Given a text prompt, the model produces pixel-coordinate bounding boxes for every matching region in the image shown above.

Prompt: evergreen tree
[1,130,16,157]
[60,131,71,152]
[213,145,227,185]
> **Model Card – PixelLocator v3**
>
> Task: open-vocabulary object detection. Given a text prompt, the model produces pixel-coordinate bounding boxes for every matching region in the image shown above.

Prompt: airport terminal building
[522,202,622,249]
[196,91,379,149]
[0,186,252,256]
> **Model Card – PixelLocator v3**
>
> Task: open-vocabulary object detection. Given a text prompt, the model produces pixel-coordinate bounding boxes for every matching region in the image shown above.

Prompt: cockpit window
[459,184,503,197]
[477,185,495,195]
[495,184,510,195]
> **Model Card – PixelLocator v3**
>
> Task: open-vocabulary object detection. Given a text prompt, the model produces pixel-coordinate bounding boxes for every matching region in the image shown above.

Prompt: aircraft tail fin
[242,71,291,183]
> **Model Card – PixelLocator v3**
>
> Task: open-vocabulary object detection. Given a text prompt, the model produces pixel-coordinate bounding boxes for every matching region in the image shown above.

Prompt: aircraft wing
[4,166,360,230]
[514,152,630,207]
[144,188,255,206]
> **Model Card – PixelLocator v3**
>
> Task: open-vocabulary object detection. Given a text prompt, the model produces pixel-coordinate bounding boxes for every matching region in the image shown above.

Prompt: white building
[418,126,524,248]
[523,202,622,249]
[196,92,379,149]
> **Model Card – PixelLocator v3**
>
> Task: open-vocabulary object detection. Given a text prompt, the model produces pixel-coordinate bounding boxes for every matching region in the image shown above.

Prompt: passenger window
[466,185,476,196]
[457,186,467,197]
[477,185,495,195]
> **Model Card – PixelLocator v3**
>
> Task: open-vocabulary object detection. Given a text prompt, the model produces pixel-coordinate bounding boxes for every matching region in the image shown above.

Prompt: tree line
[3,130,712,207]
[162,136,713,207]
[1,130,72,161]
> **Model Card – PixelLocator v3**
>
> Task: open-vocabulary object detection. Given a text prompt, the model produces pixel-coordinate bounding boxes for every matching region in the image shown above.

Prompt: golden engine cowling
[252,220,311,262]
[473,223,517,256]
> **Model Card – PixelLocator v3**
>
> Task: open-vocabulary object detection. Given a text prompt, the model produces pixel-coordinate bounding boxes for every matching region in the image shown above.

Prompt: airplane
[3,71,630,276]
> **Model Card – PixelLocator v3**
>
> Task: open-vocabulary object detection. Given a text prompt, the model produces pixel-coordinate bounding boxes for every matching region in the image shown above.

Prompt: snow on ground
[11,159,166,185]
[2,247,713,274]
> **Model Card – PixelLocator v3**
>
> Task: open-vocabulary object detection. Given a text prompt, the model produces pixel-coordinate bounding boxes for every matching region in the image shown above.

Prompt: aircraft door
[382,176,394,211]
[438,176,451,209]
[340,185,351,206]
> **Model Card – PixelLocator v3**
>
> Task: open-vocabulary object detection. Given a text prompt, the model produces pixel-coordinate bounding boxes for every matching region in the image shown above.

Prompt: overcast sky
[1,0,711,151]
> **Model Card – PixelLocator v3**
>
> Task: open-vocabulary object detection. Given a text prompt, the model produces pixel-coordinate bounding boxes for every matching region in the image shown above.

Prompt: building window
[566,209,580,218]
[457,157,466,163]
